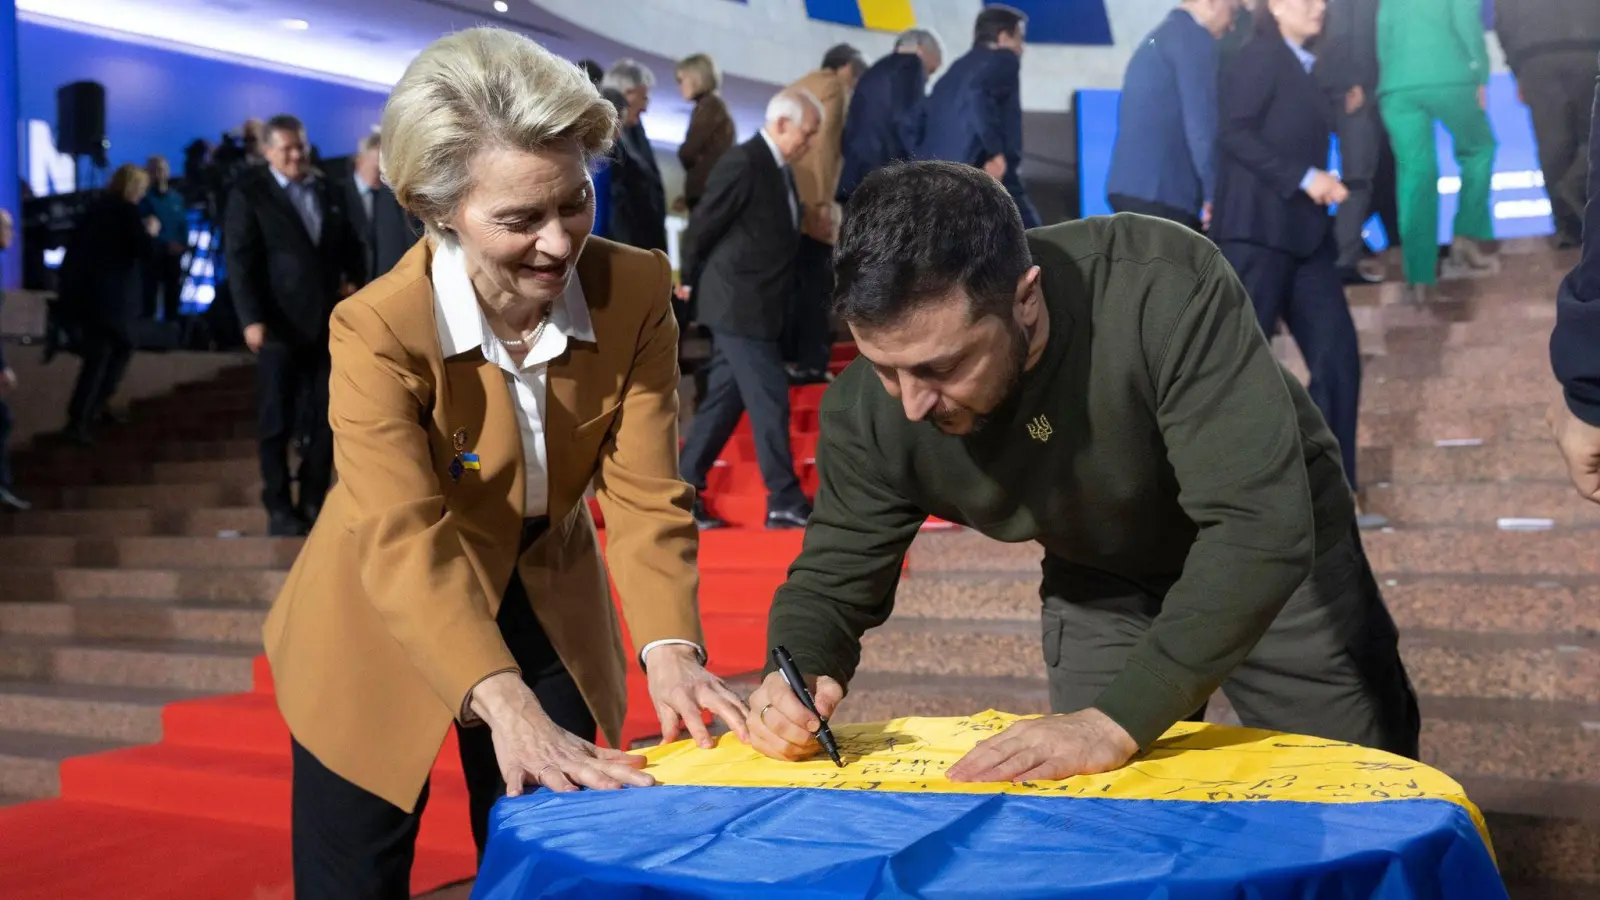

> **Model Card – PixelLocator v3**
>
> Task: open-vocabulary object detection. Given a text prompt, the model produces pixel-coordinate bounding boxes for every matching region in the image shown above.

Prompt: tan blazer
[262,237,703,812]
[788,68,848,236]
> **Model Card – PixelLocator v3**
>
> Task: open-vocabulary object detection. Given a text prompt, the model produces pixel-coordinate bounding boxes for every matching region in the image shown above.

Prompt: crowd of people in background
[1107,0,1599,529]
[0,0,1594,541]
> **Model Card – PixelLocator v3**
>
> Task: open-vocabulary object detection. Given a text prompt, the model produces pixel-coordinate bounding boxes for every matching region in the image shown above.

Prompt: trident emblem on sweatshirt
[1026,415,1052,443]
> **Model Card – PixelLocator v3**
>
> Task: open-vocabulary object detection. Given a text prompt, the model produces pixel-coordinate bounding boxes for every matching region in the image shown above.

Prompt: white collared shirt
[432,238,595,517]
[432,239,702,666]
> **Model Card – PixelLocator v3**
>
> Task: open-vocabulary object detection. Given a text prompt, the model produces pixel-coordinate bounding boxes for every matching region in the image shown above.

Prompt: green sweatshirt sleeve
[766,402,928,685]
[1090,251,1317,748]
[1455,0,1490,84]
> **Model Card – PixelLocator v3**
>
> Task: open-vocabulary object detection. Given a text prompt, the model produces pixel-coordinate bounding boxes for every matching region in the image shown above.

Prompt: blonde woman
[264,28,746,897]
[61,163,157,443]
[675,52,736,212]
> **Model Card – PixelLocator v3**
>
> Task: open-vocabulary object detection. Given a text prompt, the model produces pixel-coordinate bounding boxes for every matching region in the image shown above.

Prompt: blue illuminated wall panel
[16,20,388,187]
[1076,71,1551,243]
[805,0,866,28]
[1,0,19,289]
[1011,0,1114,46]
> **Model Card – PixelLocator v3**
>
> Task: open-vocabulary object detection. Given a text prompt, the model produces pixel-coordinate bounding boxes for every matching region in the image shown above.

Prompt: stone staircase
[0,242,1593,895]
[0,365,269,805]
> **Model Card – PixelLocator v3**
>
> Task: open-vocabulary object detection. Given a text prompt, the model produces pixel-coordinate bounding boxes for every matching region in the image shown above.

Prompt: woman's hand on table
[470,671,655,794]
[743,670,845,762]
[644,644,750,749]
[945,708,1138,783]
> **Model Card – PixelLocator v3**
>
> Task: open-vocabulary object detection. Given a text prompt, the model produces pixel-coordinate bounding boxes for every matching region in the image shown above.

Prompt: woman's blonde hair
[381,27,617,237]
[675,53,721,96]
[108,163,150,203]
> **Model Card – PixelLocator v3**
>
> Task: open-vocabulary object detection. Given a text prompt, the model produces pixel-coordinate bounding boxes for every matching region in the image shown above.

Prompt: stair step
[32,482,257,512]
[1364,441,1568,485]
[2,567,287,604]
[1359,404,1550,447]
[0,507,266,538]
[0,636,258,691]
[0,599,267,645]
[13,438,256,468]
[1465,777,1600,886]
[0,536,303,569]
[854,618,1599,704]
[1364,527,1600,577]
[0,681,197,743]
[890,570,1600,637]
[0,729,127,801]
[1363,481,1600,527]
[17,458,259,489]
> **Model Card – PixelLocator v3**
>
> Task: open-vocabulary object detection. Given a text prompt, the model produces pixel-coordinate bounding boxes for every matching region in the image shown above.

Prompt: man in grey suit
[1315,0,1385,284]
[343,132,419,285]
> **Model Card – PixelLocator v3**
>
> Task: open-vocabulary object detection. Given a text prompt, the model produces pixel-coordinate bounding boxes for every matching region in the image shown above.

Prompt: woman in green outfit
[1376,0,1498,300]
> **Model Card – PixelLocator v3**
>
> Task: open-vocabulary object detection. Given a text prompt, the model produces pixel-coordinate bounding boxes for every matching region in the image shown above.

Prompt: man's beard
[930,320,1030,435]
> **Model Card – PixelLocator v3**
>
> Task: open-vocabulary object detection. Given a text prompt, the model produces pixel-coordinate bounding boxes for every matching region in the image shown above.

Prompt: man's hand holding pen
[745,670,846,762]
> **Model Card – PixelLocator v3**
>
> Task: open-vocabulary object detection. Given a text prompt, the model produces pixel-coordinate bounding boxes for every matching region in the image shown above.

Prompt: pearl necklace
[499,310,551,350]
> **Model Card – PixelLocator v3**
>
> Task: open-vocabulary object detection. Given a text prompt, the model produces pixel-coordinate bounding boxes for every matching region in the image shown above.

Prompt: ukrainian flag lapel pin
[450,428,480,483]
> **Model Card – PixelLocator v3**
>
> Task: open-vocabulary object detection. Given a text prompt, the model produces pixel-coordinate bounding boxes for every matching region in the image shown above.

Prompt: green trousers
[1378,85,1497,285]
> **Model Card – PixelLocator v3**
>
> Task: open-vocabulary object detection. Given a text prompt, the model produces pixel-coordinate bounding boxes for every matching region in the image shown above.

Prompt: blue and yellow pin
[450,428,481,483]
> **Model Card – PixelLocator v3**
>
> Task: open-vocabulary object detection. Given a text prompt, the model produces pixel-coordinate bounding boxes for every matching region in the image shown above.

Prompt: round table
[474,711,1506,899]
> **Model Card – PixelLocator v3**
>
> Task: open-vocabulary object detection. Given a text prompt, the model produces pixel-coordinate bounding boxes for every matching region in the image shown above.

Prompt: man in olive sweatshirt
[746,162,1419,780]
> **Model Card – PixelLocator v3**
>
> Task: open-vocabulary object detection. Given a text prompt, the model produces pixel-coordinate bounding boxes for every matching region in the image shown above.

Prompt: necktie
[782,167,799,228]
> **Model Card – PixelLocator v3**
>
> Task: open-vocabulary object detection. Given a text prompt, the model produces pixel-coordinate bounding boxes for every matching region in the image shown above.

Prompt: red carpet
[0,343,932,898]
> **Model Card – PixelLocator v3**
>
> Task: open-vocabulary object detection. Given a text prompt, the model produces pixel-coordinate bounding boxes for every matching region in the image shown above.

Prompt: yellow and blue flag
[474,712,1504,898]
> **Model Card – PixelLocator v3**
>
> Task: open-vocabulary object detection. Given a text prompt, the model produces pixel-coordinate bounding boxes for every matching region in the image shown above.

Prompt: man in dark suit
[678,89,822,530]
[1316,0,1387,282]
[1211,4,1377,528]
[837,29,943,206]
[604,59,669,254]
[1496,0,1600,249]
[343,132,419,285]
[913,5,1037,227]
[1549,62,1600,504]
[1106,0,1238,231]
[225,114,364,536]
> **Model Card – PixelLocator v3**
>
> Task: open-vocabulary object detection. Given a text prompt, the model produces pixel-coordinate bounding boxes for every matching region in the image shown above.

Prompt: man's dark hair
[263,114,305,143]
[833,161,1030,328]
[820,43,867,79]
[974,4,1027,45]
[576,58,605,86]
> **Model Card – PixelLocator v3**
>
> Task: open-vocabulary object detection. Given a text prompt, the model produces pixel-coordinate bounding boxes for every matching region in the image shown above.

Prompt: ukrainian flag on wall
[473,712,1506,898]
[804,0,916,32]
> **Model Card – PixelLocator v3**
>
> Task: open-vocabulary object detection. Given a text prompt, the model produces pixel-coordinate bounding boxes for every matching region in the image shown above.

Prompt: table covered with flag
[471,711,1506,899]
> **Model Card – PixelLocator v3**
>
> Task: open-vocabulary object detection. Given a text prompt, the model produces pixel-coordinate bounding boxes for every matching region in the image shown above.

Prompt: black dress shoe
[1338,266,1383,285]
[1556,231,1582,250]
[788,368,834,385]
[61,425,94,447]
[765,504,812,529]
[0,488,31,512]
[690,497,726,530]
[268,510,310,537]
[298,505,322,528]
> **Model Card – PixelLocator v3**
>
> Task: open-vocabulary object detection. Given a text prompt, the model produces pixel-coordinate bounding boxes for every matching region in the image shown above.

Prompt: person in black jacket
[1314,0,1386,282]
[1496,0,1600,248]
[1549,61,1600,505]
[1212,0,1375,524]
[224,114,363,536]
[678,89,821,531]
[603,59,669,253]
[342,131,421,285]
[837,28,943,205]
[61,164,159,445]
[0,209,25,511]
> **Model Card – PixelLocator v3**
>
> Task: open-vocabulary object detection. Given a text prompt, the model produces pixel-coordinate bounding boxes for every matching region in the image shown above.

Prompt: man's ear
[1014,265,1043,324]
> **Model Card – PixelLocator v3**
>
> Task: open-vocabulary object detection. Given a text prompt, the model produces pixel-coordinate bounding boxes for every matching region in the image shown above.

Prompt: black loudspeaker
[56,81,107,159]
